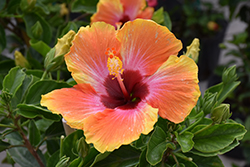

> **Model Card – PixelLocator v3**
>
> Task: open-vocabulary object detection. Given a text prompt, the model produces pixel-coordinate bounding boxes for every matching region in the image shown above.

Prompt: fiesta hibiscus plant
[0,0,247,167]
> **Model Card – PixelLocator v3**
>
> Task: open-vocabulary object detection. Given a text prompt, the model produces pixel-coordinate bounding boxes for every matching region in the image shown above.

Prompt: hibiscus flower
[41,19,200,153]
[91,0,154,28]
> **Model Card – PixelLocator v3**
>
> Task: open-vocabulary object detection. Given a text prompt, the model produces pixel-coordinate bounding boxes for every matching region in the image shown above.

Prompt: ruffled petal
[136,7,154,19]
[83,102,158,153]
[120,0,146,20]
[41,84,106,129]
[91,0,123,27]
[65,22,120,93]
[145,55,200,123]
[117,19,182,76]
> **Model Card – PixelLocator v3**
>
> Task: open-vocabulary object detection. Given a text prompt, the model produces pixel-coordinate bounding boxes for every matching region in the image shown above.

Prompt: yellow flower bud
[60,3,69,16]
[185,38,200,62]
[54,30,76,57]
[14,50,30,69]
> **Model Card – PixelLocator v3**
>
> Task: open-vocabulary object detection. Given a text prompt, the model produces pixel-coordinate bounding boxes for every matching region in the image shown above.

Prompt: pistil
[106,48,130,100]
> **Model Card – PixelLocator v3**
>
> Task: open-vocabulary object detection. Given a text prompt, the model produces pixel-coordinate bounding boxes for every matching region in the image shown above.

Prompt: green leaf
[3,67,26,96]
[193,123,246,153]
[176,131,194,153]
[152,7,164,24]
[8,147,45,167]
[0,59,15,74]
[61,130,84,161]
[25,80,71,105]
[29,39,51,57]
[45,121,65,138]
[69,157,83,167]
[71,0,99,13]
[23,12,52,44]
[189,154,224,167]
[17,104,61,121]
[55,155,70,167]
[93,145,140,167]
[90,152,110,167]
[60,22,77,38]
[0,140,11,152]
[80,147,99,167]
[47,150,60,167]
[46,139,60,155]
[35,119,54,132]
[139,149,152,167]
[0,24,6,53]
[146,126,175,165]
[163,11,172,31]
[131,134,150,150]
[11,74,37,108]
[29,120,41,146]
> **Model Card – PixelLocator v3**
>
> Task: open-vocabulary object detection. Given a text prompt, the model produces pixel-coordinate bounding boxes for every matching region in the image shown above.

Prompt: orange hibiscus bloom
[91,0,154,28]
[41,19,200,153]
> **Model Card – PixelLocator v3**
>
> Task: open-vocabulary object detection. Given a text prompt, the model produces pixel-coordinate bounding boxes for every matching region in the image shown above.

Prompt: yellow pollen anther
[106,48,123,78]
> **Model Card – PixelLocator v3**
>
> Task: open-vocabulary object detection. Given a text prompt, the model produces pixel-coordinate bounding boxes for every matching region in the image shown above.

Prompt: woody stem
[116,73,130,100]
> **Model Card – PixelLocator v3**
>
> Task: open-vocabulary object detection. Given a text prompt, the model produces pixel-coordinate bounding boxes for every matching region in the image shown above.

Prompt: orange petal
[65,22,120,93]
[136,7,154,19]
[120,0,146,20]
[91,0,123,27]
[41,84,106,129]
[83,102,158,153]
[145,55,201,123]
[117,19,182,76]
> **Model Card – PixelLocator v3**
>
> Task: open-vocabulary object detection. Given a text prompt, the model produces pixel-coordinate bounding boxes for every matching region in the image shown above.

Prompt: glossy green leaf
[3,67,26,96]
[5,0,21,14]
[35,119,54,132]
[60,22,77,38]
[47,150,60,167]
[69,157,83,167]
[25,80,71,105]
[90,152,110,167]
[17,104,61,121]
[146,126,175,165]
[71,0,98,13]
[29,120,41,146]
[45,121,65,138]
[191,139,240,157]
[61,130,84,161]
[23,13,52,44]
[80,147,99,167]
[30,39,51,57]
[8,147,45,167]
[0,140,10,152]
[163,11,172,31]
[0,59,15,74]
[152,7,164,24]
[93,145,140,167]
[131,134,150,150]
[11,74,36,108]
[0,25,6,53]
[193,123,246,153]
[139,149,152,167]
[189,154,224,167]
[46,139,60,155]
[176,131,194,153]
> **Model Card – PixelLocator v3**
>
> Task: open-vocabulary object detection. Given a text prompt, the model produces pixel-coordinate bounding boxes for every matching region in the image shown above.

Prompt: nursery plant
[0,0,247,166]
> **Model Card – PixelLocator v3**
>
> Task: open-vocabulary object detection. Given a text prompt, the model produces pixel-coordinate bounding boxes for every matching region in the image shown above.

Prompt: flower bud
[60,3,69,16]
[14,50,30,69]
[31,21,43,39]
[54,30,76,57]
[185,38,200,62]
[77,137,89,158]
[211,104,231,124]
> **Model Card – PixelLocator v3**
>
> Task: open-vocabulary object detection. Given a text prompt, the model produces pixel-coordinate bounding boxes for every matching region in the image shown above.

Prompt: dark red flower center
[101,70,149,110]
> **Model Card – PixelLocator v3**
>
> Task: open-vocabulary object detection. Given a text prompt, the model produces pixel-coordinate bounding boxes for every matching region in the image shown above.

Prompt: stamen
[106,48,129,100]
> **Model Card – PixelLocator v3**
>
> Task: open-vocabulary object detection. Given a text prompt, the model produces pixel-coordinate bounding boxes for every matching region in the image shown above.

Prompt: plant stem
[41,70,48,80]
[57,70,60,81]
[15,120,45,167]
[0,123,16,129]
